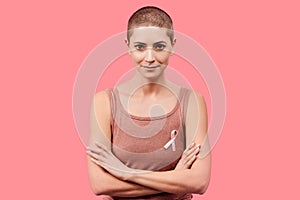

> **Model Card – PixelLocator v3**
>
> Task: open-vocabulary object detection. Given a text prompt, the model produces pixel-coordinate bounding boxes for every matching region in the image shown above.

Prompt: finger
[183,143,195,155]
[89,153,115,171]
[182,146,200,165]
[86,150,105,161]
[190,145,201,157]
[90,157,106,167]
[95,142,110,153]
[187,142,195,150]
[86,146,102,154]
[90,157,100,165]
[88,143,111,157]
[181,143,194,157]
[87,146,110,158]
[183,144,201,158]
[90,157,115,173]
[185,155,198,168]
[183,145,201,164]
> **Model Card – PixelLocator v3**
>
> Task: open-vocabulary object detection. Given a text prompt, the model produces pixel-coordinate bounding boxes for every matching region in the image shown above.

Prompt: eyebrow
[153,41,167,45]
[133,41,167,45]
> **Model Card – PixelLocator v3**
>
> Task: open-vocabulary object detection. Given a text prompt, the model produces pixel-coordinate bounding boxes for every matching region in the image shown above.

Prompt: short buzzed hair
[127,6,174,42]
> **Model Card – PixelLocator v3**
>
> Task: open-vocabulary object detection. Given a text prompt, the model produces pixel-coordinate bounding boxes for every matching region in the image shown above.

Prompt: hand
[86,142,136,180]
[175,143,200,170]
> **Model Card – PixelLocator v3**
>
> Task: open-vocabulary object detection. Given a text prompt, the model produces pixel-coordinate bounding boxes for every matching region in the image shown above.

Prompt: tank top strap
[178,87,192,125]
[178,87,192,149]
[105,88,116,127]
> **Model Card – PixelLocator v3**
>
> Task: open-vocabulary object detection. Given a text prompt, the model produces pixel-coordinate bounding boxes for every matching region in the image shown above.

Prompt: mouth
[142,65,160,70]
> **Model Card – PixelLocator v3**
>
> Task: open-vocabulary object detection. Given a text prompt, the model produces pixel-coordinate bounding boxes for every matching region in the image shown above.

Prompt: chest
[111,108,186,171]
[121,94,178,118]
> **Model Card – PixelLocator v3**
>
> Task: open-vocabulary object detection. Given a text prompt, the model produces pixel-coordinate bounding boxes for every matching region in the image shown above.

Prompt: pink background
[1,0,299,199]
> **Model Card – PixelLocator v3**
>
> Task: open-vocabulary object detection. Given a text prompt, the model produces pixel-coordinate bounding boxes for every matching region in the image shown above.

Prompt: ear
[125,39,129,46]
[170,38,176,55]
[172,38,177,47]
[125,39,131,54]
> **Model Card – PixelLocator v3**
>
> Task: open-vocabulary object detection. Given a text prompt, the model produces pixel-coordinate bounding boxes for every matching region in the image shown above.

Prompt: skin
[86,26,211,197]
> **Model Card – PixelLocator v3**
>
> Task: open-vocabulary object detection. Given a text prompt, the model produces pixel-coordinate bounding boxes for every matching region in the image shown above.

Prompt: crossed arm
[87,90,211,197]
[87,142,202,197]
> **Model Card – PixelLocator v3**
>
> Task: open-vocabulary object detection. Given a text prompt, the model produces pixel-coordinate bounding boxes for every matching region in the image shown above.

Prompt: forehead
[129,26,170,43]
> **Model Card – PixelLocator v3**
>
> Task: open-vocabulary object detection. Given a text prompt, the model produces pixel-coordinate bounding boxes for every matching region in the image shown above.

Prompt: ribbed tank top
[105,87,193,200]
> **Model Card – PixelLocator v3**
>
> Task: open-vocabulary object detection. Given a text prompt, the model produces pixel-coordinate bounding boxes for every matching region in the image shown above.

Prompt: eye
[153,43,166,51]
[134,44,145,51]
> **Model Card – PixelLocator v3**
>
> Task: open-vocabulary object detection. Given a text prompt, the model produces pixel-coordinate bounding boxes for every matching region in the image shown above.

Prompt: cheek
[131,52,144,63]
[156,52,171,63]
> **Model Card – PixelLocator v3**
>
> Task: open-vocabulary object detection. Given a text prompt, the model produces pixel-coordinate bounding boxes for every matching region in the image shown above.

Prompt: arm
[87,91,162,197]
[89,91,211,194]
[88,157,161,197]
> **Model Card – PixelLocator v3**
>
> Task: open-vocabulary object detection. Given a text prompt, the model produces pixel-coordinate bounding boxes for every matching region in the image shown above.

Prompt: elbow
[177,178,210,194]
[89,180,111,196]
[193,179,210,195]
[88,165,112,195]
[175,171,211,194]
[90,183,106,196]
[91,187,113,197]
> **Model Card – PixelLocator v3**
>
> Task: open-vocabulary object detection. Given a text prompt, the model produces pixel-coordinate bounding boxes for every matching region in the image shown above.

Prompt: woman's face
[127,26,175,80]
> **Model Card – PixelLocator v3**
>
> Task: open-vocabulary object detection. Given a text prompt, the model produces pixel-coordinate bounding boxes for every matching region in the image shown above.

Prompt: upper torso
[106,86,192,200]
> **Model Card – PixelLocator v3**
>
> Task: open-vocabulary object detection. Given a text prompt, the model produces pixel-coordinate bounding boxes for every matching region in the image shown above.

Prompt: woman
[86,6,211,199]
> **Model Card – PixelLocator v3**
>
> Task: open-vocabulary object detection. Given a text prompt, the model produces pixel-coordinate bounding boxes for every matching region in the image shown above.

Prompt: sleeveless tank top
[105,87,193,200]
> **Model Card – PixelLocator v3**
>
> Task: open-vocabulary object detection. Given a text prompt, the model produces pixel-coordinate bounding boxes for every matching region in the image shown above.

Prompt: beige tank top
[105,87,193,200]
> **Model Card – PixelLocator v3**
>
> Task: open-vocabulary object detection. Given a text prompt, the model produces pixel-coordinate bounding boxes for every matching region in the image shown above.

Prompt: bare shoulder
[94,90,110,103]
[185,90,208,146]
[92,90,111,112]
[187,90,206,110]
[91,90,112,128]
[89,89,112,146]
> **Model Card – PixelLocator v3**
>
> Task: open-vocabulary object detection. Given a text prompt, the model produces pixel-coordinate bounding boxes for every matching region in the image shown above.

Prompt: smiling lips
[142,65,160,69]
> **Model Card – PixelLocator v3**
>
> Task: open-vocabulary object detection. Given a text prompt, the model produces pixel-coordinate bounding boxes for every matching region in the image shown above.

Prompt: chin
[138,68,166,80]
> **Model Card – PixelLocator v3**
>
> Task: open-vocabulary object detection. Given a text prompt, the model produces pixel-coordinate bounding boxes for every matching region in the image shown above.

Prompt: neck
[130,73,168,95]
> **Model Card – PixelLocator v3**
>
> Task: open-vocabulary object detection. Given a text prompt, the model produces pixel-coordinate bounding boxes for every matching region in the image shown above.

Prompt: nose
[144,49,155,63]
